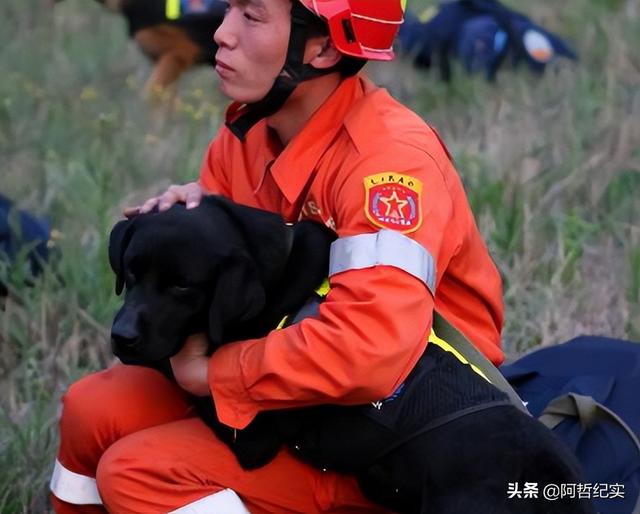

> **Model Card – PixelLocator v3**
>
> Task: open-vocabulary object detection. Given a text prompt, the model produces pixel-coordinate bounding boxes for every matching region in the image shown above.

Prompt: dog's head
[108,195,295,364]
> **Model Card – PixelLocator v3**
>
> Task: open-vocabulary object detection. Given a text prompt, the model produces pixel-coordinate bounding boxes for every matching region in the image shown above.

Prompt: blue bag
[501,336,640,514]
[0,193,50,284]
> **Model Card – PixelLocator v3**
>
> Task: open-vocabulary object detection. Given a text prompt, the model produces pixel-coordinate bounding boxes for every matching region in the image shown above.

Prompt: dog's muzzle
[111,332,141,349]
[111,306,145,362]
[111,328,143,362]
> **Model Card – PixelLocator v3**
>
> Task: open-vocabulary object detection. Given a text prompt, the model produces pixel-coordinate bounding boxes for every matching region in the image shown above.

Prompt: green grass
[1,0,639,511]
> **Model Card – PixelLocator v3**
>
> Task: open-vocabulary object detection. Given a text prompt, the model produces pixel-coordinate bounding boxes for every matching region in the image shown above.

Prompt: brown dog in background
[59,0,225,93]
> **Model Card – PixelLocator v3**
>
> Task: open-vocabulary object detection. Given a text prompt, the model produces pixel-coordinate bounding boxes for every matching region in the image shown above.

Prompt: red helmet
[298,0,406,61]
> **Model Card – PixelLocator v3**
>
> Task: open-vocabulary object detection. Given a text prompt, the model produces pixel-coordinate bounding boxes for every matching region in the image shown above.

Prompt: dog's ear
[208,256,266,344]
[108,219,133,295]
[213,197,294,288]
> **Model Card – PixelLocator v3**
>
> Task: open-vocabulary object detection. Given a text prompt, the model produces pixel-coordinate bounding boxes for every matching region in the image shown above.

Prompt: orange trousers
[51,365,388,514]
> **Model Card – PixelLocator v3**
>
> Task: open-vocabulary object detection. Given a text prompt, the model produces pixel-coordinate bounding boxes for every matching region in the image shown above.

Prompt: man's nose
[214,7,238,49]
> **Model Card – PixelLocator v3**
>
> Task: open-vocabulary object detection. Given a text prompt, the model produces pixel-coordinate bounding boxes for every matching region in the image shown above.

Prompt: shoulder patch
[364,173,423,234]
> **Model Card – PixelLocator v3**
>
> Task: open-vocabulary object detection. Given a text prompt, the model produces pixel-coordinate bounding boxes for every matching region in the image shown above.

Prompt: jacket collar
[268,75,366,205]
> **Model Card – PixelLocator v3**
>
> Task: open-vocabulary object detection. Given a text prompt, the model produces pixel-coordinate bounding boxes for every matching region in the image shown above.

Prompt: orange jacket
[199,75,504,430]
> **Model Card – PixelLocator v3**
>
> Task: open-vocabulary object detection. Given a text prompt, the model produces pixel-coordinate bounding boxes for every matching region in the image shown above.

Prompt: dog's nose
[112,307,143,350]
[111,321,142,350]
[111,333,141,349]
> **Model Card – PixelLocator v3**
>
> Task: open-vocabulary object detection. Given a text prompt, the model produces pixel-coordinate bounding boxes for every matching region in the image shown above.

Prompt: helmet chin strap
[225,2,340,141]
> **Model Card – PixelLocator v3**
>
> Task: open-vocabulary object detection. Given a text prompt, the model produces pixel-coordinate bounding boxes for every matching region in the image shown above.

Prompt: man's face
[214,0,292,103]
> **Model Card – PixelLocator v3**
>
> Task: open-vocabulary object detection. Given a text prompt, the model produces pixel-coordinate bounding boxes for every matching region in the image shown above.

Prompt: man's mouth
[215,58,235,72]
[215,59,236,79]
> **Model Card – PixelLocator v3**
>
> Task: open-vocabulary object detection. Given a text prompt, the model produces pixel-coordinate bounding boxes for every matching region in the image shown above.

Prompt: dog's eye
[125,270,137,286]
[169,285,194,296]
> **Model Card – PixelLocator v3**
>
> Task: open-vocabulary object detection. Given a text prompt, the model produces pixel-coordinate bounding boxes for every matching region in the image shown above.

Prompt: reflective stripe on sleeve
[329,230,436,294]
[50,459,102,505]
[168,489,251,514]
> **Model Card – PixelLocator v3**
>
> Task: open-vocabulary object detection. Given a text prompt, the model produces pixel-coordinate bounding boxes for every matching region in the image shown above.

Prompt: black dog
[109,195,594,514]
[57,0,226,92]
[109,195,337,466]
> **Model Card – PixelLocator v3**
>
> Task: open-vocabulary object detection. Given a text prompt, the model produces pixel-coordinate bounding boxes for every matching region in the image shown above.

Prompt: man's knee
[95,433,215,513]
[61,366,191,437]
[58,366,193,477]
[60,371,118,443]
[95,442,133,510]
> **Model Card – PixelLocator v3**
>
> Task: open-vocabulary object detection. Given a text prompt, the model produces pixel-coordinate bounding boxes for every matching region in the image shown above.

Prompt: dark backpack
[501,336,640,514]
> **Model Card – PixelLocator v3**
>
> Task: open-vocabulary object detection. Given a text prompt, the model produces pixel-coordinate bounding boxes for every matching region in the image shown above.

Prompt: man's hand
[170,333,210,397]
[124,182,204,218]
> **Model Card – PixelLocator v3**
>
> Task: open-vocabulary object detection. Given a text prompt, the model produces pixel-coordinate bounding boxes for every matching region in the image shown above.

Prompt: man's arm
[206,146,460,429]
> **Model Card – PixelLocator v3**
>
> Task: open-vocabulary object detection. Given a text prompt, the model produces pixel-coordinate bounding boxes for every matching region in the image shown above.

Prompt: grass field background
[1,0,639,511]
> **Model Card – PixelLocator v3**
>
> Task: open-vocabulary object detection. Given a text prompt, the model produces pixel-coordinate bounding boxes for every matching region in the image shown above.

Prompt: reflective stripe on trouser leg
[329,230,436,294]
[50,459,102,505]
[168,489,251,514]
[50,459,250,513]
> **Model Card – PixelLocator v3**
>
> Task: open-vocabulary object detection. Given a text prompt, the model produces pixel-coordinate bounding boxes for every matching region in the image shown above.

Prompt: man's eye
[244,11,259,21]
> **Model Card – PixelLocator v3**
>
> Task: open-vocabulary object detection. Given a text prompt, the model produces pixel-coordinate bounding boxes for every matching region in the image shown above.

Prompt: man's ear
[213,197,293,288]
[208,257,266,344]
[306,36,342,70]
[108,219,133,295]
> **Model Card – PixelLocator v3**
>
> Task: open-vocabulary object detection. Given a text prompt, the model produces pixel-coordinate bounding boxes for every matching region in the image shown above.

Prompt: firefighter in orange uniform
[50,0,504,512]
